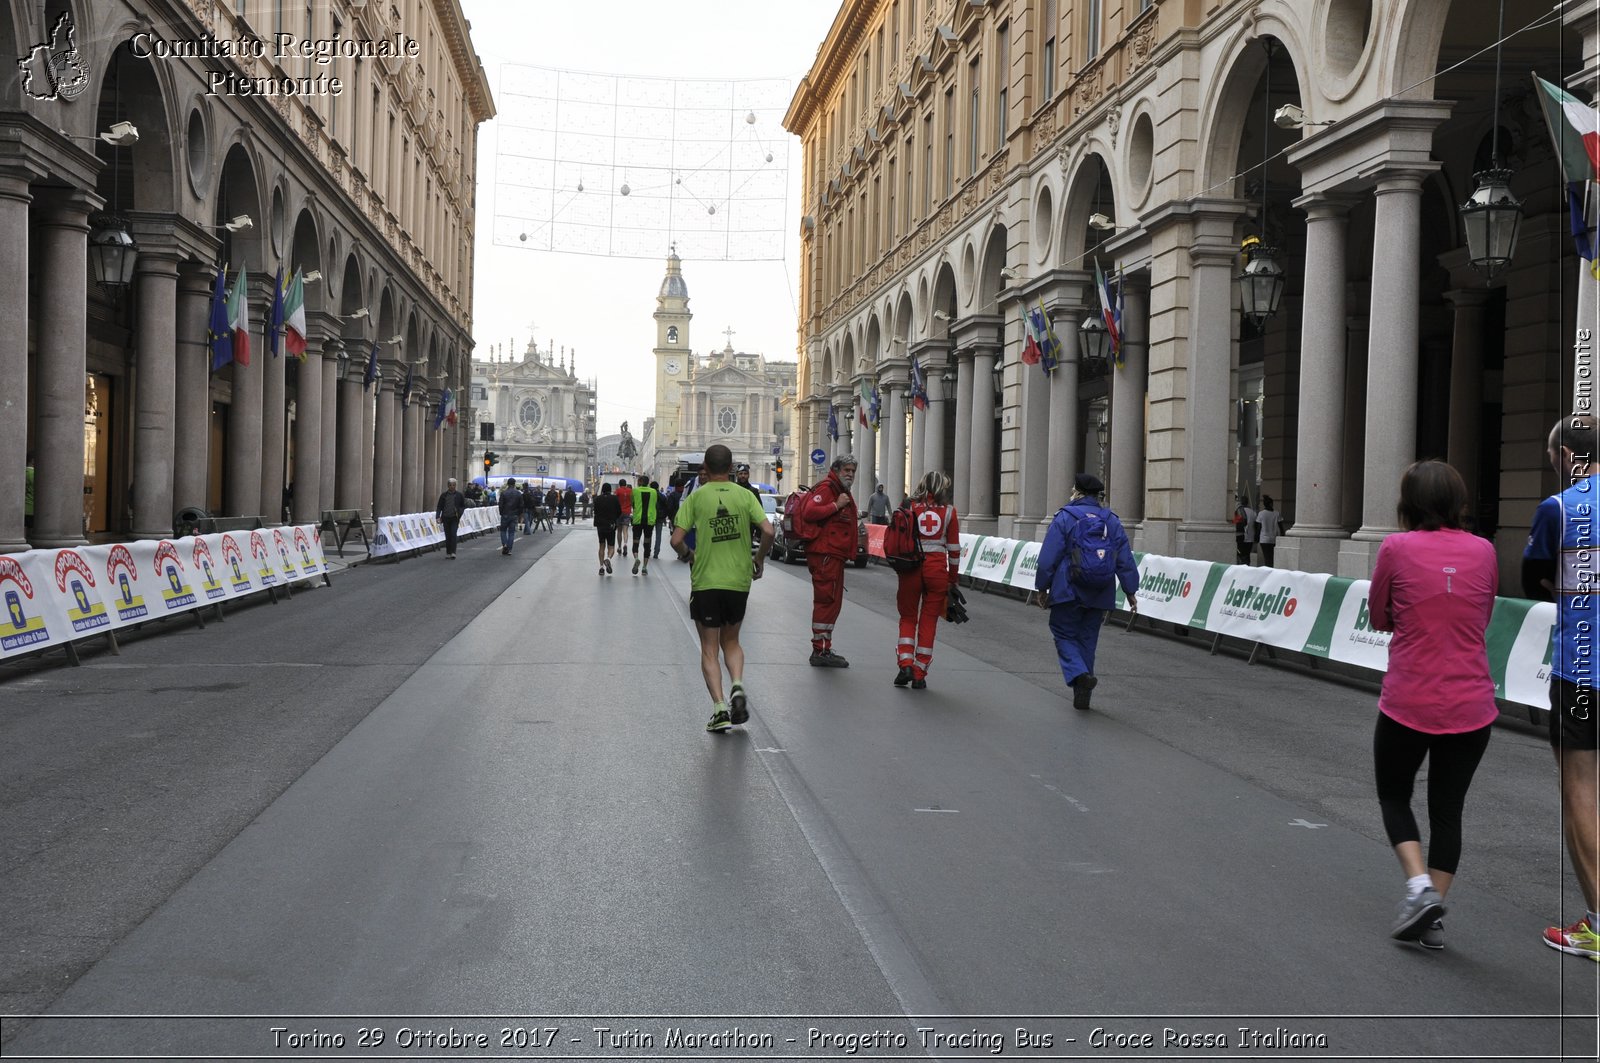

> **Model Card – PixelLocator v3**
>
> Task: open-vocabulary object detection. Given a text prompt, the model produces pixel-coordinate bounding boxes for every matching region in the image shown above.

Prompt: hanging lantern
[1461,168,1521,280]
[1237,244,1286,328]
[87,212,138,290]
[1079,313,1111,377]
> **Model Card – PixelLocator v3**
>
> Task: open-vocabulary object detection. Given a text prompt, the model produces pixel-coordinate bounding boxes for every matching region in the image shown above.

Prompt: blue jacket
[1036,501,1140,610]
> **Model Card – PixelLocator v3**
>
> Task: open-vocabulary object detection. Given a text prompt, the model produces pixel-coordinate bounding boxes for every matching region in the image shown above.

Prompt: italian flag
[1536,75,1600,183]
[283,270,308,358]
[227,264,251,368]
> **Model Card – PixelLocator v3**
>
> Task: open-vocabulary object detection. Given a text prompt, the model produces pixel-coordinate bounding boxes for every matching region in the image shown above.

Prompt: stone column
[319,343,340,517]
[854,377,877,507]
[835,388,855,467]
[33,190,97,547]
[131,252,180,539]
[259,307,287,523]
[1015,352,1054,538]
[373,377,395,517]
[967,345,999,529]
[389,385,406,512]
[336,362,363,510]
[1341,171,1429,577]
[1340,304,1369,532]
[952,353,975,512]
[1046,310,1082,513]
[1278,197,1355,574]
[1444,289,1487,513]
[1177,212,1243,561]
[400,387,419,512]
[920,366,945,483]
[880,381,907,503]
[173,265,213,516]
[361,382,376,517]
[0,171,32,552]
[293,346,324,523]
[226,288,263,520]
[1109,282,1148,524]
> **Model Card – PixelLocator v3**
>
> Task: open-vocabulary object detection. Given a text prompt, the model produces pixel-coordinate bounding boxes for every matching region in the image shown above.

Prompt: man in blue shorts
[672,444,774,734]
[1524,413,1600,961]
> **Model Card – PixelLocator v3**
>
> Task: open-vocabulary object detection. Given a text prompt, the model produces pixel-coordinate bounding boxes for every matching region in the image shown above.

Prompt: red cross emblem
[917,508,944,537]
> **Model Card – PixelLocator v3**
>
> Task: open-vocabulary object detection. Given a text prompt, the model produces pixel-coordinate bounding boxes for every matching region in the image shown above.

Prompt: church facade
[644,252,800,488]
[470,342,597,485]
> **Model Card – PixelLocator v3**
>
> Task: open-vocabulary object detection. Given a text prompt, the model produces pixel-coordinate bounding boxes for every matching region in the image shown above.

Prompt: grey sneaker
[729,685,749,725]
[1392,889,1446,941]
[1418,919,1444,951]
[706,709,732,734]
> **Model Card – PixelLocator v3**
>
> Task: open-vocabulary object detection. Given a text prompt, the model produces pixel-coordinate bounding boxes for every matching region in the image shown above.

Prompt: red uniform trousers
[807,553,846,652]
[896,557,952,679]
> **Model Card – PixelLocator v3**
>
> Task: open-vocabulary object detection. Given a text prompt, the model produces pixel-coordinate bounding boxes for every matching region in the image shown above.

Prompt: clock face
[665,359,681,375]
[519,397,543,429]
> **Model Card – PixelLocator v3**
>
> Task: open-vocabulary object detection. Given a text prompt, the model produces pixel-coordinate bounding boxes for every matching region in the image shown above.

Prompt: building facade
[785,0,1600,584]
[644,251,800,487]
[470,341,596,484]
[1,0,492,552]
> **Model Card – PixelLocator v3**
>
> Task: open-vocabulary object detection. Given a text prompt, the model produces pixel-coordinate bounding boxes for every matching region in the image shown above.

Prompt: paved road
[1,526,1595,1061]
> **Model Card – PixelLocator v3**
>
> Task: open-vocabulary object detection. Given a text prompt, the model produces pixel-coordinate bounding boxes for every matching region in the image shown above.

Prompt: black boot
[894,666,913,687]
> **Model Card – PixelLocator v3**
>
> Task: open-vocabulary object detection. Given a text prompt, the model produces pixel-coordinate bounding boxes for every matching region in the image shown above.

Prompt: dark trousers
[1260,543,1275,567]
[500,516,518,552]
[442,517,460,556]
[1048,603,1106,686]
[1373,712,1492,875]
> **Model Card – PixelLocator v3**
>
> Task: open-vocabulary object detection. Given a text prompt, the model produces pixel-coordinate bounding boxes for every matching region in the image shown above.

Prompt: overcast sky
[458,0,841,439]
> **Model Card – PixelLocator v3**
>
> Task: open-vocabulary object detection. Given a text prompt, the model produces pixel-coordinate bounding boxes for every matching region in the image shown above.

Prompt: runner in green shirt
[672,443,774,734]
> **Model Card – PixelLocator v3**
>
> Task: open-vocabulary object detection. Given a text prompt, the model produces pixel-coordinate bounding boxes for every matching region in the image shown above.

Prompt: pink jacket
[1368,529,1499,733]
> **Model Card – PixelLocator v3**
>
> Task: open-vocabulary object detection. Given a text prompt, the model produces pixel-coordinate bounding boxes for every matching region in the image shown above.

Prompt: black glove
[945,597,969,624]
[948,584,966,606]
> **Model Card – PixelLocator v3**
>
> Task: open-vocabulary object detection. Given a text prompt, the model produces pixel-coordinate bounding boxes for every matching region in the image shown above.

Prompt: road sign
[810,448,826,466]
[537,464,549,473]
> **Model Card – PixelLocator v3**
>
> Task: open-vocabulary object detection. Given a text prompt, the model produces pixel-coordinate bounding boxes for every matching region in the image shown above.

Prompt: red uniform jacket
[794,472,859,558]
[908,499,961,575]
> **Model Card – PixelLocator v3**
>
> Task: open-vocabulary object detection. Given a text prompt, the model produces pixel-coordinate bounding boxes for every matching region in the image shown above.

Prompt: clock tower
[652,246,692,453]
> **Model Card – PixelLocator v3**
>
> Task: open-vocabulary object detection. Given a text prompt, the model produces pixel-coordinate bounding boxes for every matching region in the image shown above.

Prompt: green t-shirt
[676,481,767,592]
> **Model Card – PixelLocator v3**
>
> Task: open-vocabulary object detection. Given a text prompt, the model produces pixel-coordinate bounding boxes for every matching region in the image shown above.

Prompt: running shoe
[604,558,612,574]
[729,685,749,725]
[1391,889,1445,941]
[809,650,850,668]
[632,559,640,575]
[894,666,913,687]
[1418,919,1444,951]
[706,709,732,734]
[1543,918,1600,960]
[1072,674,1097,710]
[598,565,605,576]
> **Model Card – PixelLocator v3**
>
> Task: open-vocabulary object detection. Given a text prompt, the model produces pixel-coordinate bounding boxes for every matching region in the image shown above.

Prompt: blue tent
[472,474,584,492]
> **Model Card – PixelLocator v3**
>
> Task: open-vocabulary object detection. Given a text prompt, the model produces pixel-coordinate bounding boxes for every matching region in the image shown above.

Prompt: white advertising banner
[958,534,982,576]
[1201,564,1333,651]
[1502,601,1558,709]
[967,536,1018,584]
[1319,579,1393,671]
[1131,554,1214,627]
[1006,540,1042,591]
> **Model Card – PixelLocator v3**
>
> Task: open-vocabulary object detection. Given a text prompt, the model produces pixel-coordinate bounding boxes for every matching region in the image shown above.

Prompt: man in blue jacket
[1035,473,1139,710]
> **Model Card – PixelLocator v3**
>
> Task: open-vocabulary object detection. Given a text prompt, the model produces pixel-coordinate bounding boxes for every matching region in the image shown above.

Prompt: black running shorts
[1549,676,1600,750]
[596,527,616,546]
[689,589,748,628]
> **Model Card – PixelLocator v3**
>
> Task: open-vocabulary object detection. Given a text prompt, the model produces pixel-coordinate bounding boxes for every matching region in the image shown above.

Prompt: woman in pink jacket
[1367,460,1498,951]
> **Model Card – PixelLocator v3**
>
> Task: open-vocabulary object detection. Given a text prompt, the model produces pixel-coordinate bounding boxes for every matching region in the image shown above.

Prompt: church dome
[659,249,689,300]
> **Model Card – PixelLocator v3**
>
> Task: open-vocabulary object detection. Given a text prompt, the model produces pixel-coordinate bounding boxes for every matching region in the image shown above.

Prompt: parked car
[777,491,868,568]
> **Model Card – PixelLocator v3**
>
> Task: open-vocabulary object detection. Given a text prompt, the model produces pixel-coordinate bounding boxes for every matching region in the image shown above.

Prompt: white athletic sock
[1588,909,1600,930]
[1406,874,1435,898]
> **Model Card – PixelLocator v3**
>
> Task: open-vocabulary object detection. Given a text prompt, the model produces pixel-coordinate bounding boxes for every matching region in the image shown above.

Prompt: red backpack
[786,489,823,543]
[882,504,924,573]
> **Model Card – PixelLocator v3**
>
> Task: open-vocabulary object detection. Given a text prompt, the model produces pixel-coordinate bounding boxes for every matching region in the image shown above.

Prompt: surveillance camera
[1088,213,1116,231]
[933,310,952,322]
[1274,104,1307,129]
[100,121,139,147]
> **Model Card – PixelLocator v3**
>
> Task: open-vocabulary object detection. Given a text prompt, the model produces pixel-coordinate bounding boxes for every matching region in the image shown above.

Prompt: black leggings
[1373,712,1492,875]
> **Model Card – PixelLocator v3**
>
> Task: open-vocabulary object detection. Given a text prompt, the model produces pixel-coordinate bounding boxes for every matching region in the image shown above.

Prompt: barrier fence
[890,531,1556,714]
[368,507,498,559]
[1,525,332,664]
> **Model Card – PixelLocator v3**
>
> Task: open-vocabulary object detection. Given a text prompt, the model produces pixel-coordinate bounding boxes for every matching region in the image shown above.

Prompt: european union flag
[207,266,232,371]
[362,340,379,391]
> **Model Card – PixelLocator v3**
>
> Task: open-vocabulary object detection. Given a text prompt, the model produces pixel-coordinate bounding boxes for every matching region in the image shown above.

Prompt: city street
[1,528,1596,1061]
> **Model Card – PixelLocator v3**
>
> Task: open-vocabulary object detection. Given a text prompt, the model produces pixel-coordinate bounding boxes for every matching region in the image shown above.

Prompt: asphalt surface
[1,525,1597,1061]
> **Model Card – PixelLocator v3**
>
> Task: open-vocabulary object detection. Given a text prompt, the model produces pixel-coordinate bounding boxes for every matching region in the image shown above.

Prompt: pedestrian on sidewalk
[1234,495,1256,565]
[498,479,524,556]
[435,477,466,559]
[592,482,622,575]
[672,443,774,733]
[631,478,659,574]
[867,483,891,525]
[892,471,962,690]
[651,480,671,559]
[563,486,577,524]
[792,454,859,667]
[1367,459,1498,950]
[545,487,560,531]
[1256,496,1283,567]
[1035,473,1139,710]
[616,478,634,557]
[520,482,536,536]
[1523,414,1600,962]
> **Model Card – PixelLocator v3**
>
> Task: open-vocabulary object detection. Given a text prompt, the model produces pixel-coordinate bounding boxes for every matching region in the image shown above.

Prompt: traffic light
[483,450,499,473]
[775,459,784,482]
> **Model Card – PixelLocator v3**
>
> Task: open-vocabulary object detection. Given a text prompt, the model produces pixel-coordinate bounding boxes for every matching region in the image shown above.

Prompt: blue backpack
[1064,505,1117,593]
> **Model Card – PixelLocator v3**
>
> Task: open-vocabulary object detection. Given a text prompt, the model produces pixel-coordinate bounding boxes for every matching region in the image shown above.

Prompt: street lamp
[87,212,138,290]
[1079,312,1111,378]
[1459,0,1520,279]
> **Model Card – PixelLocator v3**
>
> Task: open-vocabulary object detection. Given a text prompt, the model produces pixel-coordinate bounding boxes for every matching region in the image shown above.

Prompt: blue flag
[909,356,928,410]
[869,384,881,430]
[267,264,286,358]
[207,266,232,371]
[401,362,415,408]
[362,340,379,391]
[827,403,839,441]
